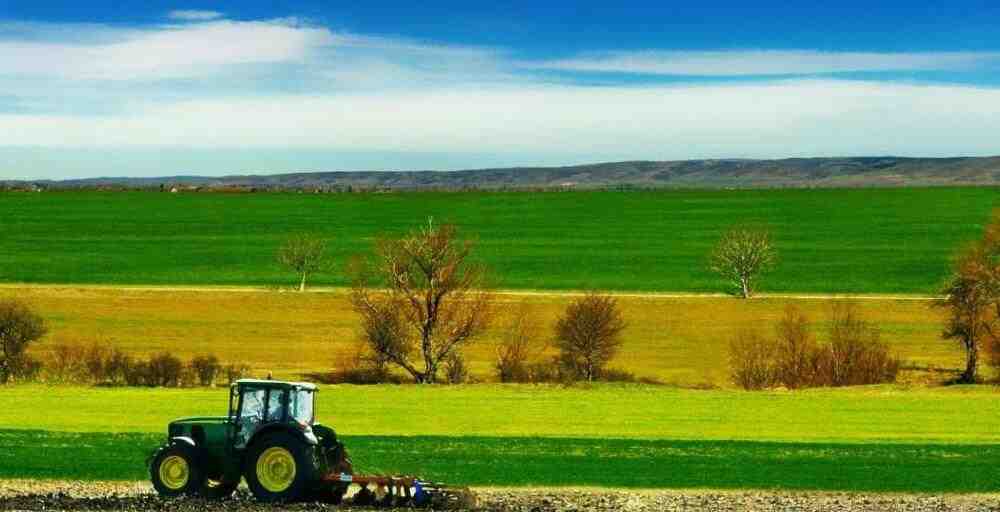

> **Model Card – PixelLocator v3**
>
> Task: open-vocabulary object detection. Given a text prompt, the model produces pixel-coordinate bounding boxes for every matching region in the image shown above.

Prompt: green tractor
[148,379,352,503]
[149,379,473,507]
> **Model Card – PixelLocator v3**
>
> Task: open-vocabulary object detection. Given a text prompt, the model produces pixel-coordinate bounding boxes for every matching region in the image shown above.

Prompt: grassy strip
[2,188,996,293]
[3,384,1000,443]
[2,429,1000,492]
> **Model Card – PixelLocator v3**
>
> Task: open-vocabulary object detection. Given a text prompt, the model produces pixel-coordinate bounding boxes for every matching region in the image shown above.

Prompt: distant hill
[7,156,1000,190]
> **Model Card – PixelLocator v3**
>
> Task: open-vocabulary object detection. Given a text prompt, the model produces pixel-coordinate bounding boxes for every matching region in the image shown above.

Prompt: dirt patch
[2,481,1000,512]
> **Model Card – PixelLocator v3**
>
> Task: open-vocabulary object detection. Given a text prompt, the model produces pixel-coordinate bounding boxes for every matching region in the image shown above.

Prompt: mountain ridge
[6,156,1000,190]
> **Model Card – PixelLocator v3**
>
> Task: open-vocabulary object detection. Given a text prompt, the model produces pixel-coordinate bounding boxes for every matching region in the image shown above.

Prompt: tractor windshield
[290,389,314,425]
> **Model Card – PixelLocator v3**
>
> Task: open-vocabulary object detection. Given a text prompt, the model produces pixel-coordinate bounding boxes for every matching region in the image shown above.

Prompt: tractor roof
[233,378,317,391]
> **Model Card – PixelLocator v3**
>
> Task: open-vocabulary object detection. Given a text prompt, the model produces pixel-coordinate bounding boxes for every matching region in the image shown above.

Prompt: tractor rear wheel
[150,443,205,497]
[244,432,316,502]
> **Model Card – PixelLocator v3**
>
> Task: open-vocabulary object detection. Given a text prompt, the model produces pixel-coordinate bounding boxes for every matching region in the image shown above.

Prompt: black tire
[150,443,206,497]
[244,432,316,502]
[200,477,240,499]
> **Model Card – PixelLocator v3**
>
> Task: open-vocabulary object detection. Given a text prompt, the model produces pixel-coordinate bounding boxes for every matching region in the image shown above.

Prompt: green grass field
[3,385,1000,491]
[2,188,997,293]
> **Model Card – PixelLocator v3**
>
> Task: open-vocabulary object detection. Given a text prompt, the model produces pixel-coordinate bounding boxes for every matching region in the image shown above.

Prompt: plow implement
[326,473,477,509]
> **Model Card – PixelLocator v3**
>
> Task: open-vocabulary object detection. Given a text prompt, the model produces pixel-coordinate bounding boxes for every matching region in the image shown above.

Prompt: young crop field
[0,286,967,386]
[3,385,1000,491]
[1,188,998,293]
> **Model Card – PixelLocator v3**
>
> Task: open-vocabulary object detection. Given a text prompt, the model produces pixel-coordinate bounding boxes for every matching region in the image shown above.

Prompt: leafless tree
[495,303,541,383]
[773,305,818,389]
[710,226,777,298]
[0,300,46,384]
[277,234,328,291]
[349,219,493,384]
[728,327,776,390]
[937,213,1000,383]
[554,292,627,381]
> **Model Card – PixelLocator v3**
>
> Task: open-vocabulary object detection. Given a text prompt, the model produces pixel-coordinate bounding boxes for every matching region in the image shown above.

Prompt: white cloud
[529,50,1000,76]
[167,10,224,21]
[3,81,999,159]
[0,19,335,81]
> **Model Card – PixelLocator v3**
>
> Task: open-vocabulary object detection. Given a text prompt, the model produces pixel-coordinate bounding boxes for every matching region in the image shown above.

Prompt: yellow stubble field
[0,286,962,386]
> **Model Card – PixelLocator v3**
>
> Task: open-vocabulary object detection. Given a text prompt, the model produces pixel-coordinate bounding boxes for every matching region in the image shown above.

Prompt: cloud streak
[4,81,999,159]
[529,50,1000,76]
[167,10,224,21]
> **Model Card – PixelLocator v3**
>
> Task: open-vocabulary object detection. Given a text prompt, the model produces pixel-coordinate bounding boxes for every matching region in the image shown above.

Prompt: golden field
[0,285,965,386]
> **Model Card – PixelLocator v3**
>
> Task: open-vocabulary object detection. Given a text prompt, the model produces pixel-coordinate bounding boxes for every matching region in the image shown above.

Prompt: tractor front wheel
[150,443,205,497]
[244,433,315,502]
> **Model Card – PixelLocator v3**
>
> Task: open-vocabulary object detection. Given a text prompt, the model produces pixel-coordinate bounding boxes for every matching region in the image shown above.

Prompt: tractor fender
[246,424,318,449]
[169,436,197,448]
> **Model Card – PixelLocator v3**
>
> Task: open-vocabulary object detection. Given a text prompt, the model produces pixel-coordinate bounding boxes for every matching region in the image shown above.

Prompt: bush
[0,299,47,384]
[190,355,221,386]
[104,349,131,386]
[443,353,469,384]
[123,358,149,387]
[148,352,183,387]
[728,328,777,390]
[825,303,901,386]
[554,293,626,382]
[224,363,252,385]
[45,343,89,383]
[728,304,900,390]
[8,355,42,382]
[495,305,539,383]
[773,306,821,389]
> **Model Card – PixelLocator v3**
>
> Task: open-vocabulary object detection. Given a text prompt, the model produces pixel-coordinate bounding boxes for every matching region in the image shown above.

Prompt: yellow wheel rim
[159,455,190,491]
[256,446,297,493]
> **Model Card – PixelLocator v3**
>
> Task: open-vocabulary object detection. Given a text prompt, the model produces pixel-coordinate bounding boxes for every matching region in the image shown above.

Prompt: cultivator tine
[413,481,478,509]
[333,473,477,509]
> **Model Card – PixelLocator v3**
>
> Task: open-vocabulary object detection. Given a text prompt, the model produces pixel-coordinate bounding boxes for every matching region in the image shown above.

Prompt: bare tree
[349,219,493,384]
[554,292,627,381]
[0,300,47,384]
[728,327,776,390]
[938,239,1000,383]
[495,303,541,383]
[277,234,328,291]
[710,226,777,298]
[773,305,818,389]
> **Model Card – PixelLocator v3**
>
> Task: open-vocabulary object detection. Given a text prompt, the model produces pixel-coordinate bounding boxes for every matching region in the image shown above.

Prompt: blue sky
[2,1,1000,179]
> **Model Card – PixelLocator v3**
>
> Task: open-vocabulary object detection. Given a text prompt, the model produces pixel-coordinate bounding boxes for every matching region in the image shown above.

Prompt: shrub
[84,343,111,383]
[123,358,150,387]
[825,303,901,386]
[45,343,89,383]
[773,306,820,389]
[554,293,626,381]
[190,355,221,386]
[443,353,469,384]
[148,352,183,387]
[728,328,777,390]
[8,355,42,382]
[729,304,901,390]
[224,363,252,385]
[103,349,131,386]
[0,299,47,384]
[495,305,540,383]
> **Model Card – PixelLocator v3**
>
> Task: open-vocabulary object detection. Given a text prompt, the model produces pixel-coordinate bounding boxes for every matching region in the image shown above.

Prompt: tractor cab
[229,379,317,449]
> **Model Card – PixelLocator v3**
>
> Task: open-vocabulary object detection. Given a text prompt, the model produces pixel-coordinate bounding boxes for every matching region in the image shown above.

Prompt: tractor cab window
[290,389,314,425]
[237,387,266,447]
[266,389,286,422]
